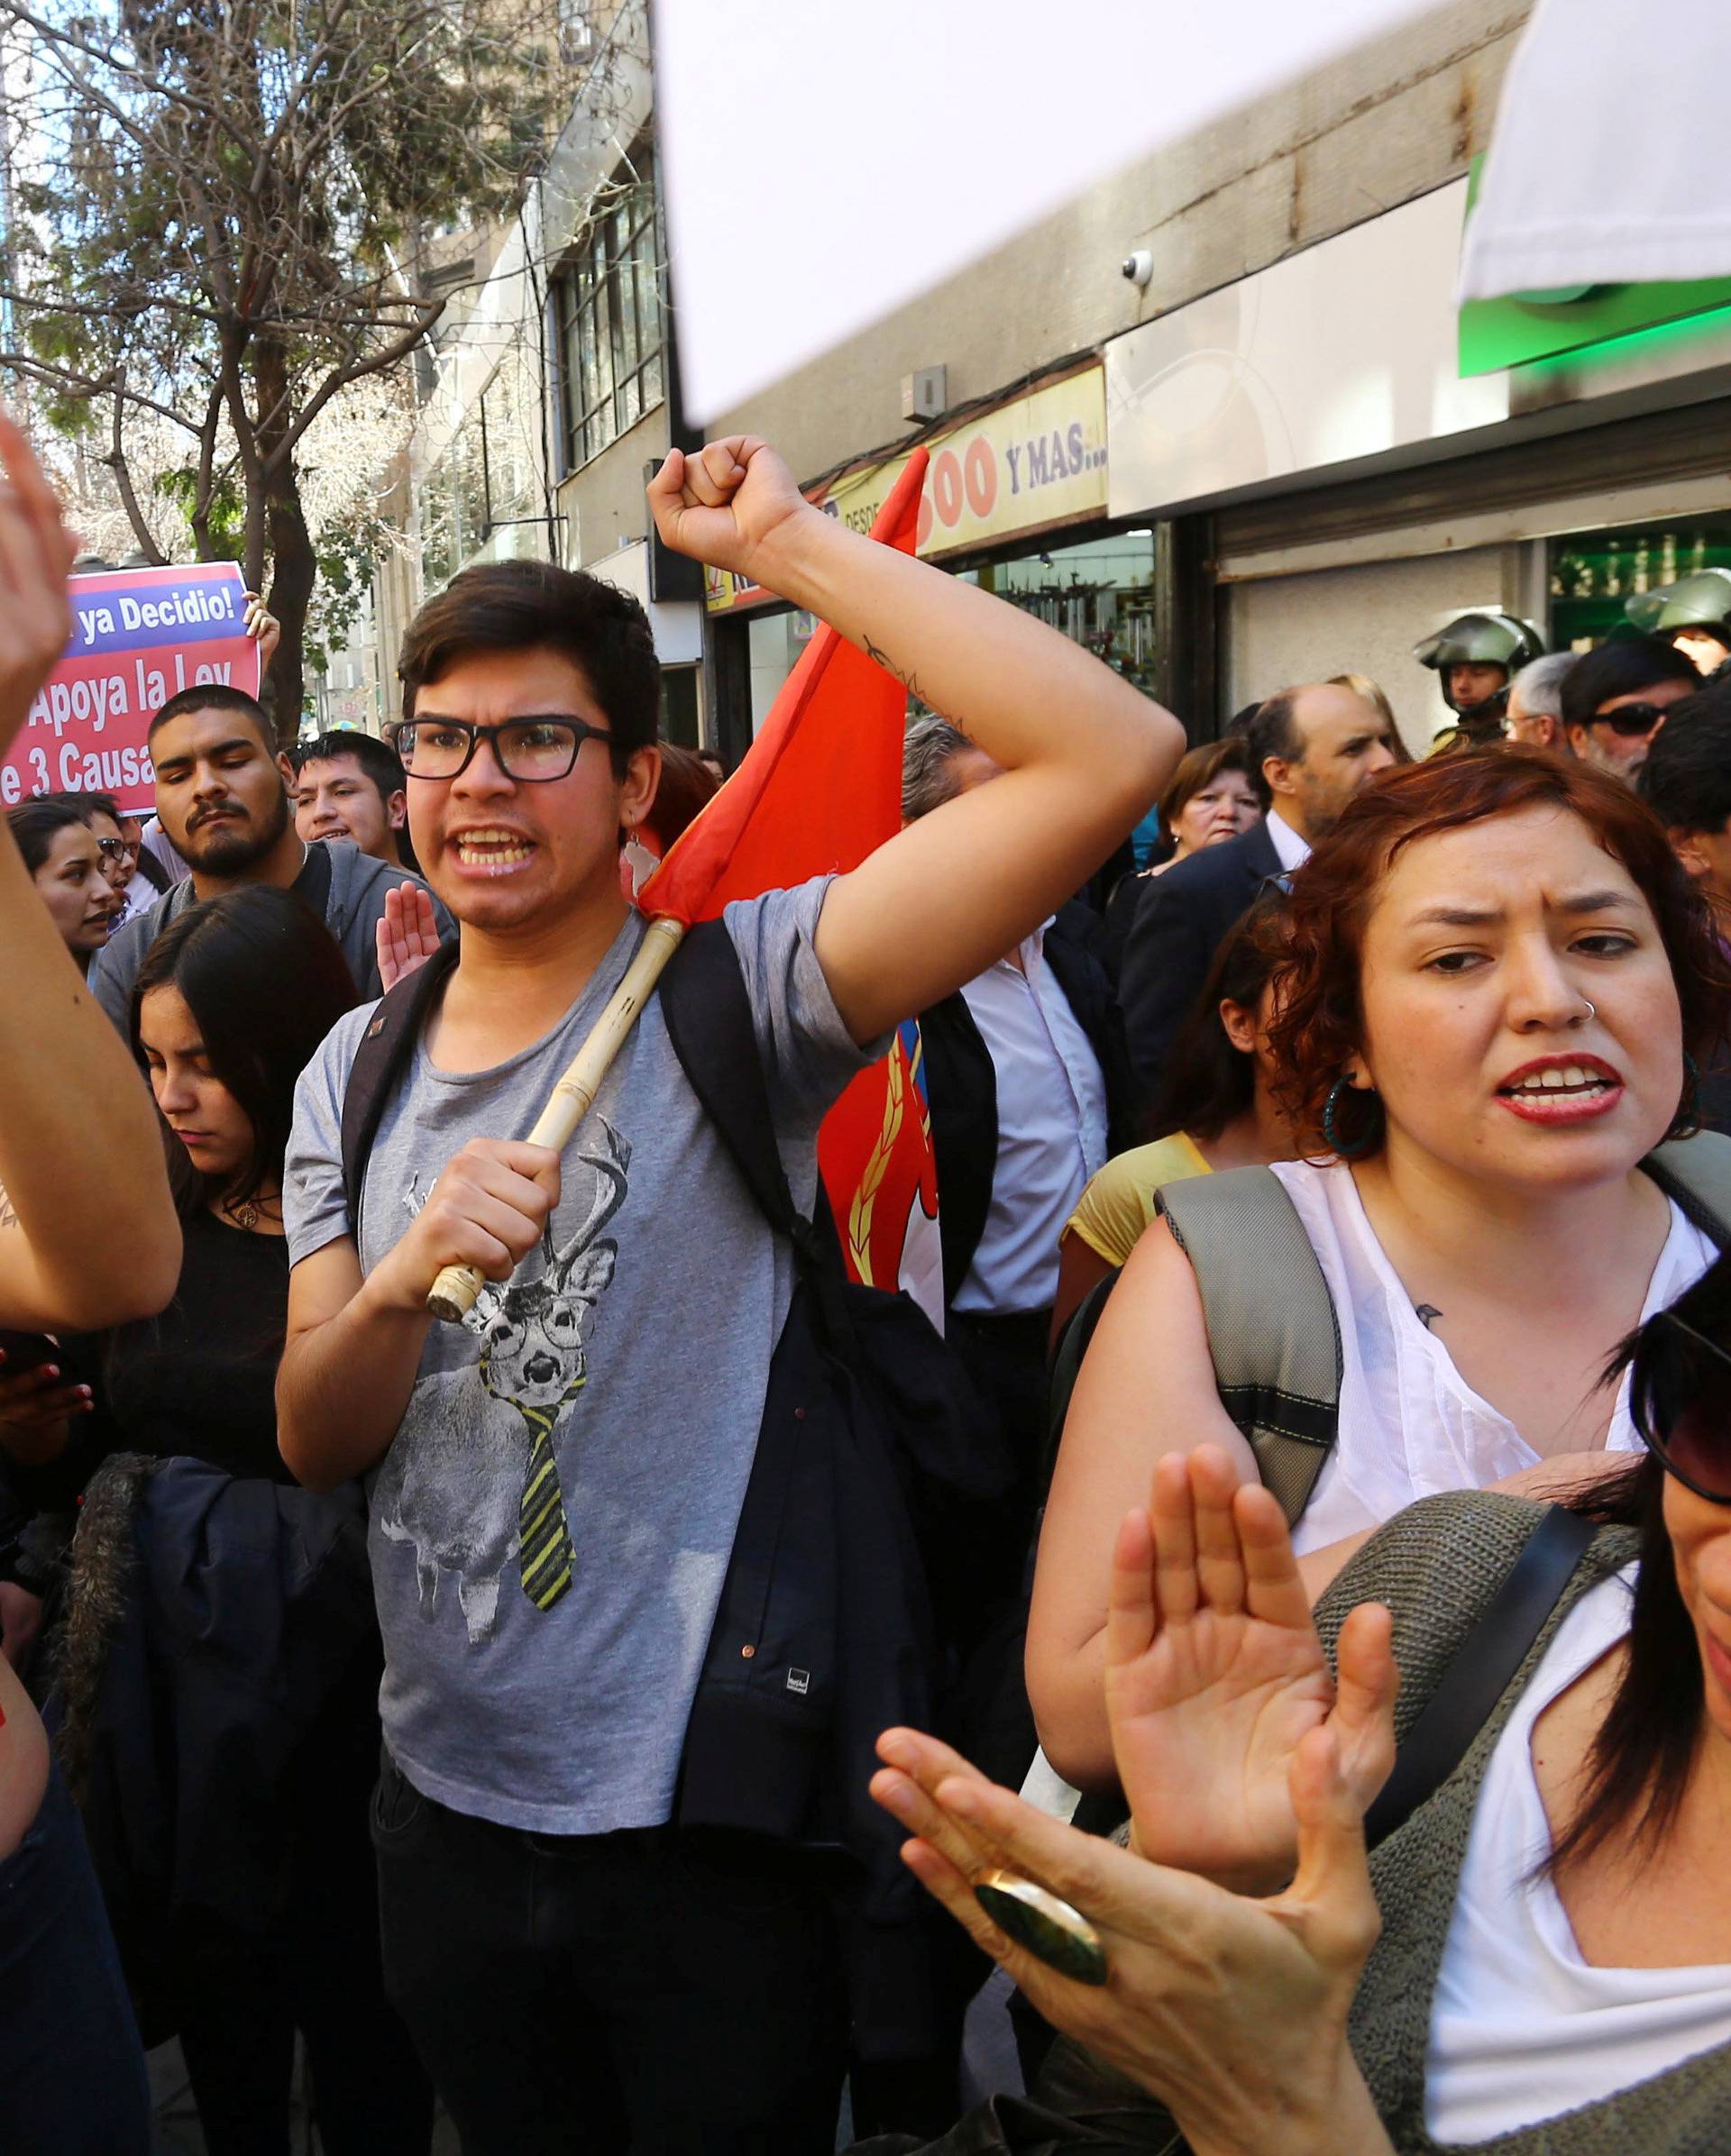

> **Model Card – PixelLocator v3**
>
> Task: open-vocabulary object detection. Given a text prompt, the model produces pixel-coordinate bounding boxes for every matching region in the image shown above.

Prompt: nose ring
[1580,999,1597,1022]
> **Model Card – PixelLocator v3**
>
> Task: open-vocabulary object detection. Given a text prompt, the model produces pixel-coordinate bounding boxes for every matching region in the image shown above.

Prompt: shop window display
[966,529,1160,696]
[1549,516,1731,653]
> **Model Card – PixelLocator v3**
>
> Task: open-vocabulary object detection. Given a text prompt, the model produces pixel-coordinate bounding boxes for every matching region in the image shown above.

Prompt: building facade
[359,0,1731,763]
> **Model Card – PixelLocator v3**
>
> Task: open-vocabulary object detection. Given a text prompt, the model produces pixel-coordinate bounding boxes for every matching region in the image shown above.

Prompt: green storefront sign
[1458,163,1731,378]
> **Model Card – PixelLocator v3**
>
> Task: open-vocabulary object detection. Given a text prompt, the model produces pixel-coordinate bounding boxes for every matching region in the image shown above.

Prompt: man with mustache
[88,684,452,1031]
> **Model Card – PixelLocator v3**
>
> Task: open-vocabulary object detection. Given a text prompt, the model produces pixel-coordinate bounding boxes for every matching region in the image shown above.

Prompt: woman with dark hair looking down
[1030,748,1731,1794]
[861,1257,1731,2153]
[1051,892,1295,1347]
[0,887,431,2156]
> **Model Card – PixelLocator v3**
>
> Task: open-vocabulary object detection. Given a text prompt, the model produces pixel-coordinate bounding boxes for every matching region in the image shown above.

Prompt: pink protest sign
[0,562,261,816]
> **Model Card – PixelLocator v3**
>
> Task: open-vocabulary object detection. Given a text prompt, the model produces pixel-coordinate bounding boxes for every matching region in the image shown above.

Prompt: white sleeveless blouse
[1268,1159,1717,1558]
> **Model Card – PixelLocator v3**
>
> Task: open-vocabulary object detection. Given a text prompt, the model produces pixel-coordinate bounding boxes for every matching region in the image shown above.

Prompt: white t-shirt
[1270,1159,1717,1558]
[1424,1567,1731,2140]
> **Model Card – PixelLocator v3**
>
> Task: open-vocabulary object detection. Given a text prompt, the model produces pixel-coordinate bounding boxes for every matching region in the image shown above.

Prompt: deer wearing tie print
[375,1123,632,1641]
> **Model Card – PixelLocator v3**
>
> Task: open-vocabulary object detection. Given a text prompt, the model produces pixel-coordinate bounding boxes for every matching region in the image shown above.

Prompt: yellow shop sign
[706,363,1107,611]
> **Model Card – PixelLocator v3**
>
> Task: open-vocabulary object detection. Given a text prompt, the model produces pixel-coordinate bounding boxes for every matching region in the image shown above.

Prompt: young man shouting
[293,727,416,869]
[278,439,1180,2154]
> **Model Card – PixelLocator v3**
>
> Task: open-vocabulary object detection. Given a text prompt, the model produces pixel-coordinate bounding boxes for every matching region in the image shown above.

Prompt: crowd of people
[5,407,1731,2156]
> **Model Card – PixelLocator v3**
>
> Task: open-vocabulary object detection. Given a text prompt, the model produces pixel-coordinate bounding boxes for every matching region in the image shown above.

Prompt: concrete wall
[706,0,1534,487]
[1226,542,1522,753]
[555,404,671,569]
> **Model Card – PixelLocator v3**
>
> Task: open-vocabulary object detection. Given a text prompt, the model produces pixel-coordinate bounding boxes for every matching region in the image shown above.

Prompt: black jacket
[1117,818,1285,1103]
[920,904,1136,1308]
[50,1456,379,2043]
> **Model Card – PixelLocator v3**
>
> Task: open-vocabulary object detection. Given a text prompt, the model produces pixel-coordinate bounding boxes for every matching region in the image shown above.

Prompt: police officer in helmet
[1414,610,1547,747]
[1626,567,1731,679]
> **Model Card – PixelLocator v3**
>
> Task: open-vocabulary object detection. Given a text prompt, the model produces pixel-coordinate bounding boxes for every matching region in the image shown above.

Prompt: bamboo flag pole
[424,914,688,1323]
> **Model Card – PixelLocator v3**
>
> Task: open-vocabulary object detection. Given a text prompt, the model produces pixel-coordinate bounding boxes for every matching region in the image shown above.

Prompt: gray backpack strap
[1156,1166,1342,1526]
[1644,1130,1731,1248]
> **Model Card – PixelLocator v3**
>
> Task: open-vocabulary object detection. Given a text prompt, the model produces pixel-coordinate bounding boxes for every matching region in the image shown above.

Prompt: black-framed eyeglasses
[1636,1309,1731,1505]
[1589,701,1671,738]
[392,716,613,783]
[95,836,127,860]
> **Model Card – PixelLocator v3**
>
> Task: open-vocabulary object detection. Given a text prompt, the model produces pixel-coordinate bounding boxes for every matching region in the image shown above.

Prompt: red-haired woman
[1030,747,1731,1790]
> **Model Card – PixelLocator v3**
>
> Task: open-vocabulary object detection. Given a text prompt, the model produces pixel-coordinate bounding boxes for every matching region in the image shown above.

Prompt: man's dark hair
[1638,679,1731,836]
[1560,634,1698,734]
[398,560,659,778]
[149,682,277,754]
[1246,689,1305,796]
[292,728,408,808]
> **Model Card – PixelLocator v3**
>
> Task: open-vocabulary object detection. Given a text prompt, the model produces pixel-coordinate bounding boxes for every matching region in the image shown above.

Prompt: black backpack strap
[1363,1503,1597,1848]
[339,941,461,1238]
[659,921,797,1231]
[658,921,839,1285]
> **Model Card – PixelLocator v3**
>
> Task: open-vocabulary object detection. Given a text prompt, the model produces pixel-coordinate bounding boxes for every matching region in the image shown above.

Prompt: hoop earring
[1665,1052,1703,1143]
[1323,1075,1382,1160]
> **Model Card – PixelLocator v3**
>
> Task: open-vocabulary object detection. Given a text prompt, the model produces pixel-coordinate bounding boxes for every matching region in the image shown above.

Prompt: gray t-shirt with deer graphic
[283,881,874,1834]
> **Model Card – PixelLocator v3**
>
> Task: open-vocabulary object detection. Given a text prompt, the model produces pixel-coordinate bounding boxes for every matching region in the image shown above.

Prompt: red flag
[640,451,928,926]
[641,451,945,1323]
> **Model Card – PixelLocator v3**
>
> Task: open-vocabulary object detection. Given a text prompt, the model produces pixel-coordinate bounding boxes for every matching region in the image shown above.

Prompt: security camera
[1122,249,1154,288]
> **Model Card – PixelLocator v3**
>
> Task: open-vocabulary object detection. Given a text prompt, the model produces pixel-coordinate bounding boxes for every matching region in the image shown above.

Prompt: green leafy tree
[0,0,601,731]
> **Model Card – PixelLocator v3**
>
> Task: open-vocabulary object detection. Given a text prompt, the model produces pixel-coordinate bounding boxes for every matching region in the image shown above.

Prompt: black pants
[946,1307,1053,1516]
[175,1713,434,2156]
[372,1752,850,2155]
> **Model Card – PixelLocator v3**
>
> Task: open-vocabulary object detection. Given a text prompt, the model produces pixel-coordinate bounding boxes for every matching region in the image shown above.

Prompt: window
[418,342,546,593]
[554,150,666,472]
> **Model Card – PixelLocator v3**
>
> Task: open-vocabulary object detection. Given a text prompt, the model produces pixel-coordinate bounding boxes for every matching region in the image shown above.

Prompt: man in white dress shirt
[902,717,1127,1484]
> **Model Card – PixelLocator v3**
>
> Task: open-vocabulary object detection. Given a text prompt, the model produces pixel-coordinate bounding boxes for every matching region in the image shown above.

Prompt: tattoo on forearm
[0,1183,15,1232]
[862,632,941,718]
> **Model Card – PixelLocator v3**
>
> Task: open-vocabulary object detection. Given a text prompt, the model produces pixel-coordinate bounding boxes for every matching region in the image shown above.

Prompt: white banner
[1460,0,1731,299]
[656,0,1436,421]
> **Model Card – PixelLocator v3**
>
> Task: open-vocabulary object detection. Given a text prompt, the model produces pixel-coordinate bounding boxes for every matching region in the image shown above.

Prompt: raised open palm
[376,880,443,992]
[1104,1446,1397,1894]
[0,412,78,756]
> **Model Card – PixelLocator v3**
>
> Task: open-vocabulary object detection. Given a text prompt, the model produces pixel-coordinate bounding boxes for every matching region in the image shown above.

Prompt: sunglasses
[1588,701,1671,738]
[1639,1311,1731,1504]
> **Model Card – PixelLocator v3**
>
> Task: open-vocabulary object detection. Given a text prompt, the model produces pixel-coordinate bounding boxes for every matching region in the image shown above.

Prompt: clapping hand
[0,412,78,758]
[646,439,811,583]
[377,882,443,992]
[870,1723,1393,2156]
[1104,1445,1397,1893]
